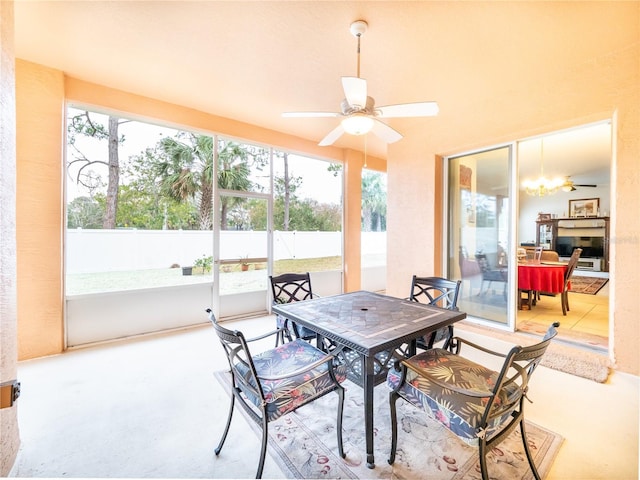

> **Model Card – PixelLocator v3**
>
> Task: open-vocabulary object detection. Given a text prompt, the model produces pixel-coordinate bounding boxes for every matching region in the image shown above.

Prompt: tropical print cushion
[387,348,522,446]
[235,339,347,422]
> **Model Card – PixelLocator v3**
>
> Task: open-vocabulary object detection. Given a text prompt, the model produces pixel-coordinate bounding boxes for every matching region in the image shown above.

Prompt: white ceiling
[14,1,614,185]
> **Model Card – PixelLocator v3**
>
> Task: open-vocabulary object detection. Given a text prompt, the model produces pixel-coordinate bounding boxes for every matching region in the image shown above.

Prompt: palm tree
[156,134,213,229]
[216,141,252,230]
[361,171,387,231]
[156,134,253,230]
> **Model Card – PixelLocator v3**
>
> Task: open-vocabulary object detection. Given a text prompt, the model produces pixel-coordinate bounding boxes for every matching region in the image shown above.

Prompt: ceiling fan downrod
[350,20,368,79]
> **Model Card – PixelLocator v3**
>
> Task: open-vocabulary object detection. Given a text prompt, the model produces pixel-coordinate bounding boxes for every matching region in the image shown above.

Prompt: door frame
[442,142,517,332]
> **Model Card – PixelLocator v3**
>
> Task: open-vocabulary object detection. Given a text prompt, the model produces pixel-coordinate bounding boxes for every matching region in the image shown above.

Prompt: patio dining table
[271,290,466,468]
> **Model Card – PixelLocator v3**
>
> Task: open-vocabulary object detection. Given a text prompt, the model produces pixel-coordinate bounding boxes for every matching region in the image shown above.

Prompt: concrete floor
[9,315,639,479]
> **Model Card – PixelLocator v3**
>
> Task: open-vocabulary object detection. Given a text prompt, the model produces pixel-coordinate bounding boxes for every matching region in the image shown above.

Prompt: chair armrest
[244,328,283,343]
[452,336,508,358]
[402,360,495,398]
[257,345,345,381]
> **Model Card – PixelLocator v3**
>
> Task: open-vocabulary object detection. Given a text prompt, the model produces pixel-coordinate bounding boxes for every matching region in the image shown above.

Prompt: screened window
[65,107,214,295]
[271,151,343,274]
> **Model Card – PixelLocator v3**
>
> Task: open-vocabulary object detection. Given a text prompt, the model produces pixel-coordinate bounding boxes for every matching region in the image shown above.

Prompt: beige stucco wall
[15,60,65,359]
[386,21,640,374]
[0,1,20,474]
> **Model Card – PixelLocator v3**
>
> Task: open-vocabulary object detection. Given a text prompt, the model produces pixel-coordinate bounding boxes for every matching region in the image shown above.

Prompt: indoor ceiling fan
[560,176,597,192]
[282,20,439,146]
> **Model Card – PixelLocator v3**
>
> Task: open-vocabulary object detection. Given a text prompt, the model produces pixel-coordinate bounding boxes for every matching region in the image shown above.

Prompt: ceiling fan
[282,20,439,146]
[560,176,597,192]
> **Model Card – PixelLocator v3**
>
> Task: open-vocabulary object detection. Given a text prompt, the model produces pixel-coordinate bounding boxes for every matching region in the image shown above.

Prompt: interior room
[1,2,638,479]
[517,123,611,348]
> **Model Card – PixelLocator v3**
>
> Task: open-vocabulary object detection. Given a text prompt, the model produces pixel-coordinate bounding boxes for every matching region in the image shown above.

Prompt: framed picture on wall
[569,198,599,217]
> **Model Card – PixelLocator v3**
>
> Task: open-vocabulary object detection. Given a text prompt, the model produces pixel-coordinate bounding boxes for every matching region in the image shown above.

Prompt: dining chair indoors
[407,275,462,351]
[387,322,560,480]
[562,248,583,315]
[269,272,318,346]
[533,245,543,261]
[206,308,346,479]
[522,248,562,309]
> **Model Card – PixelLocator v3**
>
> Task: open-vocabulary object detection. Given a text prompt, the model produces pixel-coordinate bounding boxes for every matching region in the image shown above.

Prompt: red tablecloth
[517,263,567,294]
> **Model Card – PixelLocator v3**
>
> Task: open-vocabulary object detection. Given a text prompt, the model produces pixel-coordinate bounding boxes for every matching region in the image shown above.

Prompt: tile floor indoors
[517,275,609,348]
[9,312,638,480]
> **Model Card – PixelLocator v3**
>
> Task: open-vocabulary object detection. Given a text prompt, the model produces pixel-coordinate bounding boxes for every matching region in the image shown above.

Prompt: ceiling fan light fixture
[282,19,440,146]
[341,114,374,135]
[561,184,574,192]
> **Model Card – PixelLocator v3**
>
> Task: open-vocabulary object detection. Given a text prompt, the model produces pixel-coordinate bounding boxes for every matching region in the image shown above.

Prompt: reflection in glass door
[447,146,512,326]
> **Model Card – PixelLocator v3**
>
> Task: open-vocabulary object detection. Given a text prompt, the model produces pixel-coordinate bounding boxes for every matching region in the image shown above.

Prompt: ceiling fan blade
[318,124,345,146]
[282,111,340,118]
[341,77,367,109]
[370,118,403,144]
[575,184,598,187]
[377,101,440,118]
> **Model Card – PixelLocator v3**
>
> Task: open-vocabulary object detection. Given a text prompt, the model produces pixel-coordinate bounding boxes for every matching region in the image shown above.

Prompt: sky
[65,108,343,204]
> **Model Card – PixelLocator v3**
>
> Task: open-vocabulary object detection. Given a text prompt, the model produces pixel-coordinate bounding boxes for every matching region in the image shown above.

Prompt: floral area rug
[569,276,608,295]
[214,371,563,479]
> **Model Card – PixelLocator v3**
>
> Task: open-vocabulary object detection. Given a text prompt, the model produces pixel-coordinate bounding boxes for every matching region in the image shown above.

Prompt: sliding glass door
[446,146,513,326]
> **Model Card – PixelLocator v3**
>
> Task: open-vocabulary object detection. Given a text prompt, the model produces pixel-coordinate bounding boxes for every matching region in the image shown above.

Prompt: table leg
[363,355,375,469]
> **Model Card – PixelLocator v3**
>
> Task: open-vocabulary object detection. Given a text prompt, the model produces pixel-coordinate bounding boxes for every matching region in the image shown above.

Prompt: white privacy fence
[66,229,386,274]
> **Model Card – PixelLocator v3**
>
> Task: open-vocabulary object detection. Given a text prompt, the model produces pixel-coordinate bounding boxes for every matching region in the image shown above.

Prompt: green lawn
[66,255,385,295]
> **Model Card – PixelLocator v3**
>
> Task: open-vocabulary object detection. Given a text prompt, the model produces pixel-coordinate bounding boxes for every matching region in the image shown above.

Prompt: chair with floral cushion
[387,322,560,480]
[407,275,462,351]
[269,272,318,346]
[207,308,346,479]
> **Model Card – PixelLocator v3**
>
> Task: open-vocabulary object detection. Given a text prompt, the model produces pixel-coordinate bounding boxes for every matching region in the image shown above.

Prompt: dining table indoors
[271,290,467,469]
[517,260,568,308]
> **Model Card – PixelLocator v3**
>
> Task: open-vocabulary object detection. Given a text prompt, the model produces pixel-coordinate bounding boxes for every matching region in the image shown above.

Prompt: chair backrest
[269,272,313,304]
[534,246,543,261]
[206,308,265,404]
[564,248,583,285]
[540,250,559,262]
[474,253,490,272]
[409,276,461,311]
[482,322,559,426]
[497,250,507,267]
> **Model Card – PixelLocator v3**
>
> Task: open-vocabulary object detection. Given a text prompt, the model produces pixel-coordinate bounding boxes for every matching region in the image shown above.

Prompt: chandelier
[523,139,562,196]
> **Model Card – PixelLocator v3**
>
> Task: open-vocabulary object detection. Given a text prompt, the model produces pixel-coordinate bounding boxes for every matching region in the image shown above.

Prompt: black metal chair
[207,309,346,479]
[562,248,583,315]
[407,276,462,351]
[269,272,318,346]
[387,322,560,480]
[475,253,508,297]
